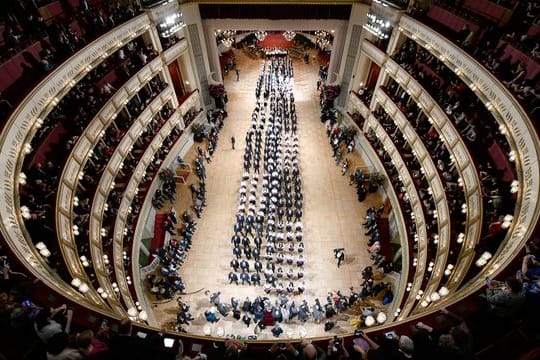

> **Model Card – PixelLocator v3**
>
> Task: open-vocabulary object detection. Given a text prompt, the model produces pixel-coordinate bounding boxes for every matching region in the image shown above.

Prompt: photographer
[34,304,74,344]
[327,336,349,359]
[352,330,414,360]
[352,331,379,360]
[268,340,326,359]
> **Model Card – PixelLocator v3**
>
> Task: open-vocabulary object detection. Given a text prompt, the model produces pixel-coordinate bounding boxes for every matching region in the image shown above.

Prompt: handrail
[161,37,189,64]
[364,114,429,320]
[0,13,152,315]
[378,56,483,302]
[55,57,165,313]
[374,89,451,316]
[398,15,540,305]
[89,87,174,315]
[113,108,184,327]
[131,107,205,327]
[342,111,409,324]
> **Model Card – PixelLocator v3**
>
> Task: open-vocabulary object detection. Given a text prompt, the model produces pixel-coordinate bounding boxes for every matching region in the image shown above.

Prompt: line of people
[227,56,306,296]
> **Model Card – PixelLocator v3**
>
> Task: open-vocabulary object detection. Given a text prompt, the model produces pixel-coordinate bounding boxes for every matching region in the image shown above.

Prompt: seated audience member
[34,304,73,344]
[75,329,109,358]
[327,336,350,359]
[485,277,526,321]
[268,340,326,360]
[353,330,414,360]
[416,308,473,360]
[223,338,246,359]
[46,332,83,360]
[522,254,540,280]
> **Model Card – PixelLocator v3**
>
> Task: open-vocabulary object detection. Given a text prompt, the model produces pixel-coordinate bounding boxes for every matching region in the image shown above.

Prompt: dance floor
[150,50,388,339]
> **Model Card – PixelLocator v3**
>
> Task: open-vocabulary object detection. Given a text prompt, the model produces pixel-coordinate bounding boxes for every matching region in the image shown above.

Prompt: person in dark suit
[228,272,239,285]
[230,259,240,272]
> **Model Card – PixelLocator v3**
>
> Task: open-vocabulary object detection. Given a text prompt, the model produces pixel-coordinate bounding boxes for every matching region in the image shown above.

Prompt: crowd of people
[203,285,389,336]
[2,0,141,61]
[20,70,168,285]
[390,38,517,260]
[414,0,539,118]
[227,56,306,296]
[0,231,538,360]
[1,0,143,109]
[146,106,226,328]
[181,55,396,336]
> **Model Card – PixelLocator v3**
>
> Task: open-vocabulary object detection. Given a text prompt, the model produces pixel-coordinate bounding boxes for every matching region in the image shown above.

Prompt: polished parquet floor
[150,50,386,339]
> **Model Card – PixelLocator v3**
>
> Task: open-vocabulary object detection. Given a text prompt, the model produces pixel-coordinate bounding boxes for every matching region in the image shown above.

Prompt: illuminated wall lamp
[501,214,514,229]
[406,283,412,291]
[476,251,493,267]
[510,180,519,194]
[20,206,31,220]
[18,172,27,185]
[23,144,33,154]
[71,278,82,288]
[376,312,387,324]
[438,287,449,297]
[127,307,138,321]
[364,315,375,327]
[35,118,43,129]
[78,283,89,293]
[138,311,148,321]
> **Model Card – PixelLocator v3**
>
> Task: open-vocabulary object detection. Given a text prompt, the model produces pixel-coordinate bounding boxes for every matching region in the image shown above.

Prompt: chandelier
[255,30,268,41]
[314,30,328,39]
[315,30,332,49]
[283,31,296,41]
[215,29,236,48]
[221,37,234,48]
[158,12,184,38]
[362,11,392,40]
[222,30,235,38]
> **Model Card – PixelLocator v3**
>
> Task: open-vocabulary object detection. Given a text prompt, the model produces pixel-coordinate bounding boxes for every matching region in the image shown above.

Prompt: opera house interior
[0,0,539,359]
